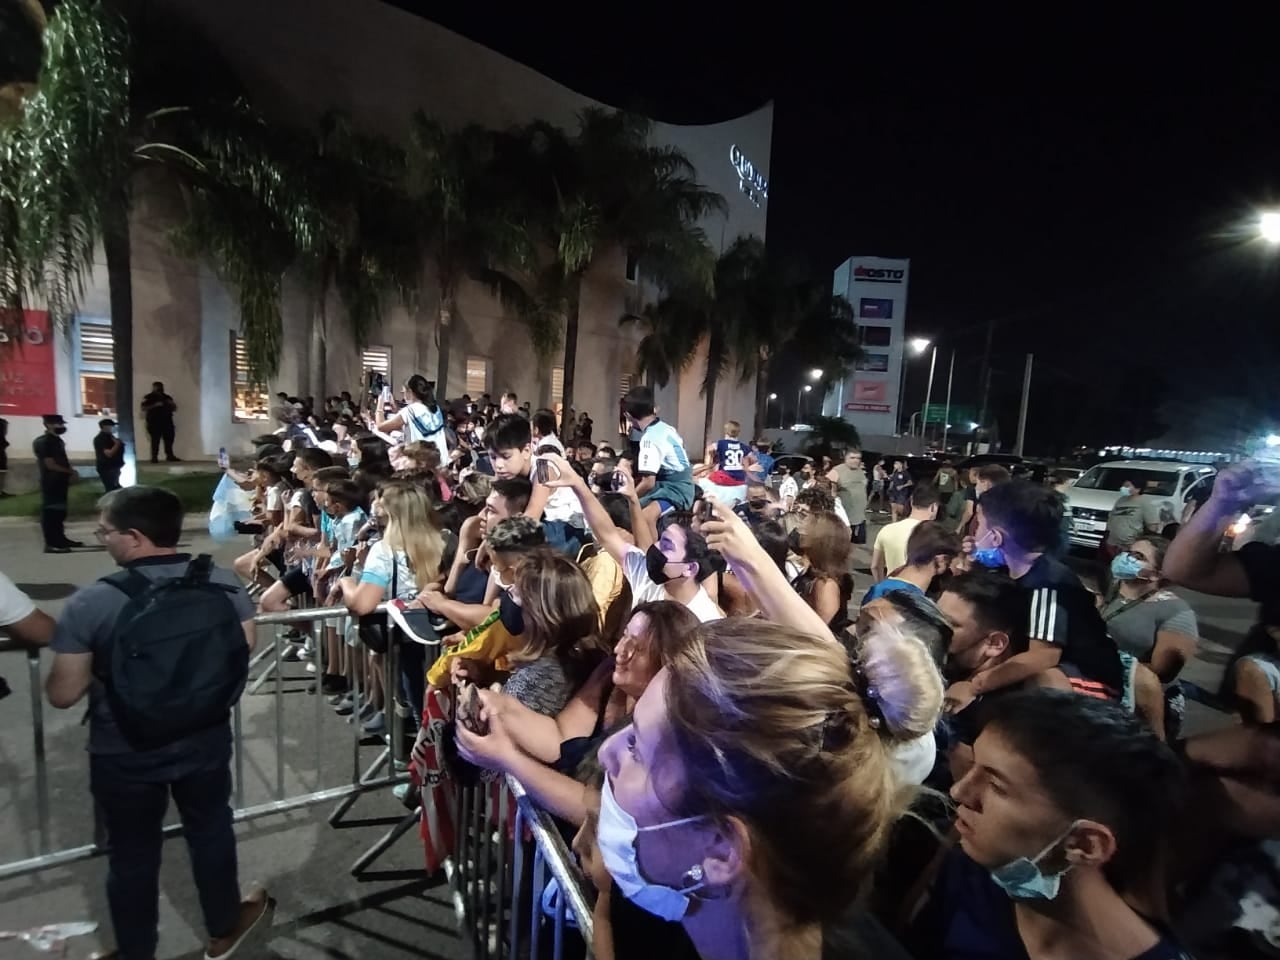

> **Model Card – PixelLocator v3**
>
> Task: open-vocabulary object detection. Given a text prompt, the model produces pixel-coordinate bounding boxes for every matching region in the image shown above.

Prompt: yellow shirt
[425,610,519,688]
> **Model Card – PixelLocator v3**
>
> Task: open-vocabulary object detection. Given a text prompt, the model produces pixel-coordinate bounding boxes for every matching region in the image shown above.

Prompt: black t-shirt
[1017,553,1123,693]
[93,433,124,469]
[1238,541,1280,628]
[32,433,70,490]
[908,848,1193,960]
[142,390,175,424]
[609,894,912,960]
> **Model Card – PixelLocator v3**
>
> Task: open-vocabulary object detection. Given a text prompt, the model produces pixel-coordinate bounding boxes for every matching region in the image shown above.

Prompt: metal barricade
[447,771,595,960]
[0,603,432,881]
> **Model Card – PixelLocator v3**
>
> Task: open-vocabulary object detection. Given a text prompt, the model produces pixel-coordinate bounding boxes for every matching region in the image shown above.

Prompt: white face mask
[597,777,707,922]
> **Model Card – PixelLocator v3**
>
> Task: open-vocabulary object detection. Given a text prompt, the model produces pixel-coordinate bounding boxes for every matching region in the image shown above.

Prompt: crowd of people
[4,369,1280,960]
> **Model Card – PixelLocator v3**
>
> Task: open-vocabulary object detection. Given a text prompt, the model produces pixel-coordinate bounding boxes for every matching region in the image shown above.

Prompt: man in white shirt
[871,484,939,581]
[777,465,799,512]
[0,570,55,701]
[546,454,722,622]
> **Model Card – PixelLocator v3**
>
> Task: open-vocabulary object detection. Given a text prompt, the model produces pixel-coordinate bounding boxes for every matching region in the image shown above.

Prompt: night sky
[398,6,1280,454]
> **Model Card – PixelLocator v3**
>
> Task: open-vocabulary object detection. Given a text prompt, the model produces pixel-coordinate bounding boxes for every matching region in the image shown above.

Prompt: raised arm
[1165,462,1279,597]
[701,500,834,640]
[543,453,630,564]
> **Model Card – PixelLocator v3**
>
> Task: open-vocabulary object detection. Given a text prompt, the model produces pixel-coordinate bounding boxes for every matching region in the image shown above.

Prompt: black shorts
[850,523,867,545]
[278,566,311,597]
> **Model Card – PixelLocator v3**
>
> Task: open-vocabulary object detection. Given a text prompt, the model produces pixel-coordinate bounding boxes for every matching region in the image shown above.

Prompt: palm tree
[3,0,316,474]
[622,235,768,450]
[405,115,538,398]
[518,109,724,434]
[744,273,860,437]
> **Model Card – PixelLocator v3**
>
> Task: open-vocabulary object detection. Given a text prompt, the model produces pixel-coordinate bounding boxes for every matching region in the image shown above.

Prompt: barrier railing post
[508,802,526,960]
[27,649,49,854]
[313,616,325,782]
[232,701,245,811]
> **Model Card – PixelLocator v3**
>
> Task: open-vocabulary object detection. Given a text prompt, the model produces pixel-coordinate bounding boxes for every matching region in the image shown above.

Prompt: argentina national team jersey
[715,438,750,480]
[637,419,691,477]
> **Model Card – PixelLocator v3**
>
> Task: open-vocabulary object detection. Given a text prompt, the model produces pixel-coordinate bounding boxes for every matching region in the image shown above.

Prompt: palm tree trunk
[103,200,136,483]
[435,297,452,398]
[560,277,581,437]
[753,353,770,438]
[310,296,328,400]
[702,374,718,454]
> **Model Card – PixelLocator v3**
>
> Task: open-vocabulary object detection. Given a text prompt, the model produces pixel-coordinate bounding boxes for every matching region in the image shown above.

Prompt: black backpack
[96,555,249,748]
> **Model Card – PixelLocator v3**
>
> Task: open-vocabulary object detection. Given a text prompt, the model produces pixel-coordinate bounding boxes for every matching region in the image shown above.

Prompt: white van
[1064,460,1215,549]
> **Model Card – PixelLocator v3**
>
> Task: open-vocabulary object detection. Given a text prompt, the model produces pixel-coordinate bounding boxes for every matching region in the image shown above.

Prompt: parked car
[1064,460,1215,550]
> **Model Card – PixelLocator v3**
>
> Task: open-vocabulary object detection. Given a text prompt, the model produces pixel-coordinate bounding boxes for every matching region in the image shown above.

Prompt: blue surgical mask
[596,777,707,922]
[971,531,1005,569]
[989,820,1080,901]
[1110,552,1146,581]
[1119,484,1136,498]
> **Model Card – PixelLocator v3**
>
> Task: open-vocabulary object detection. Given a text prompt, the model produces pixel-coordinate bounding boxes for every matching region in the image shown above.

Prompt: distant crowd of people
[2,369,1278,959]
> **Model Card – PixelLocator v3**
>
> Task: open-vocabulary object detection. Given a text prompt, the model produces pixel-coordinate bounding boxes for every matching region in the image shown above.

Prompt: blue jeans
[90,740,240,960]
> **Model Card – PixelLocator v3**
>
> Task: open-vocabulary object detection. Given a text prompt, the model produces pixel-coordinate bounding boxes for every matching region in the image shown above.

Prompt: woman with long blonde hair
[342,479,445,727]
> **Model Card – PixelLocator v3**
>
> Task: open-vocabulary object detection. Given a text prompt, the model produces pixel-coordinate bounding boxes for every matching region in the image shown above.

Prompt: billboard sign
[859,297,894,319]
[0,310,56,417]
[856,352,889,373]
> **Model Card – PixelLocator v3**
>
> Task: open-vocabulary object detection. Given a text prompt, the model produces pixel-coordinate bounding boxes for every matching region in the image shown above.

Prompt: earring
[682,864,704,885]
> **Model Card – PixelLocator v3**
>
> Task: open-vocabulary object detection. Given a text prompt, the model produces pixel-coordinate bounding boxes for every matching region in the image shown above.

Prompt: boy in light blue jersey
[623,385,694,521]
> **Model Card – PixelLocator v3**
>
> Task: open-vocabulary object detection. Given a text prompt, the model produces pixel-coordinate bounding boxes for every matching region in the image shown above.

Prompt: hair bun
[849,619,944,743]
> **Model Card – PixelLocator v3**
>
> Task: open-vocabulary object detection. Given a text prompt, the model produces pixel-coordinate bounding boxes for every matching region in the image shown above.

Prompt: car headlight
[1230,513,1252,537]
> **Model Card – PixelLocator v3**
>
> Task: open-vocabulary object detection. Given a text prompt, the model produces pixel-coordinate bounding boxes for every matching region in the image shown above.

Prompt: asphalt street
[0,510,1256,958]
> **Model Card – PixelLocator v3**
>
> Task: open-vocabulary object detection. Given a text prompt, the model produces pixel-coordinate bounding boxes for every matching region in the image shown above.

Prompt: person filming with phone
[540,452,722,623]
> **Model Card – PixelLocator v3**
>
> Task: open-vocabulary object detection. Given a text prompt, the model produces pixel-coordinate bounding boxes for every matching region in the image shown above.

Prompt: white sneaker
[305,662,317,673]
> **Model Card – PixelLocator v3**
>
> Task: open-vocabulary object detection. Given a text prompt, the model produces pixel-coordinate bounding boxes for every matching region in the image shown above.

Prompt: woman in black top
[790,509,854,632]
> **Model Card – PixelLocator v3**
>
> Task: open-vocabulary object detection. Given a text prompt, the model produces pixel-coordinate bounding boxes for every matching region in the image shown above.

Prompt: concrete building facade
[1,0,771,465]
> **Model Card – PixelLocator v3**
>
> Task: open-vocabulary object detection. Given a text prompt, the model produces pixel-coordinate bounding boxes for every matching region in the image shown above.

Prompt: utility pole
[976,316,995,429]
[1015,353,1034,456]
[942,350,955,451]
[921,346,938,447]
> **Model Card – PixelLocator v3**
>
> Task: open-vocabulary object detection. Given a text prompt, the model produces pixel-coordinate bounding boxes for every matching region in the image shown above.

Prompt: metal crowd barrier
[0,603,419,881]
[446,772,595,960]
[4,605,598,960]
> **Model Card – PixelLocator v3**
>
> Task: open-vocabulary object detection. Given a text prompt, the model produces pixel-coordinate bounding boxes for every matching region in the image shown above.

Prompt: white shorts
[1241,653,1280,700]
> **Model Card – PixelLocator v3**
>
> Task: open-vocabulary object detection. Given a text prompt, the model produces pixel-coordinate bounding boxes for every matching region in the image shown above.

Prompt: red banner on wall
[0,310,56,417]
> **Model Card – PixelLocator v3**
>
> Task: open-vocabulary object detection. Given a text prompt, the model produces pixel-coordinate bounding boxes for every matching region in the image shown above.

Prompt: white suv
[1064,460,1216,549]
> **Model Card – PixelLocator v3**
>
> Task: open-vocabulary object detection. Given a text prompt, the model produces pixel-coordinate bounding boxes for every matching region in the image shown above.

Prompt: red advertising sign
[0,310,56,416]
[846,380,891,413]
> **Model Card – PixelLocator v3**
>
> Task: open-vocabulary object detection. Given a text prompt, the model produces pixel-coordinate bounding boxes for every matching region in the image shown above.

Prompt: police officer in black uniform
[32,413,82,553]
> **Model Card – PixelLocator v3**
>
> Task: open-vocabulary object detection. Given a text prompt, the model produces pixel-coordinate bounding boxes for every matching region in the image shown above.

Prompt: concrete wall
[4,0,771,463]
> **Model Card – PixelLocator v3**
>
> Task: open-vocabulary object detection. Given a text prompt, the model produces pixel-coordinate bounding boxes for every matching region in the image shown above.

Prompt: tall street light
[1261,211,1280,244]
[898,337,931,436]
[796,383,813,421]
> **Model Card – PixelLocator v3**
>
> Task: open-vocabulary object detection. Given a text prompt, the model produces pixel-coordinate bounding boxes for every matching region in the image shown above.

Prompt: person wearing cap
[32,414,82,553]
[94,418,125,492]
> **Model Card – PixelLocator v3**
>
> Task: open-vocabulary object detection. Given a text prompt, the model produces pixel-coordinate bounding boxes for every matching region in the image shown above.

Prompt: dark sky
[398,8,1280,449]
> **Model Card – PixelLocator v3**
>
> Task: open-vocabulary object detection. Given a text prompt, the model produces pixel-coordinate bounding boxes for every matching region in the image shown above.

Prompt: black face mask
[498,590,525,636]
[53,426,67,435]
[787,529,802,552]
[645,544,678,585]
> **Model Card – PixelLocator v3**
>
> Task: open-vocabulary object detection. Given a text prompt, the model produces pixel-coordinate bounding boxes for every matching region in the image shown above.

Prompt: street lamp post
[796,384,812,422]
[920,345,938,445]
[898,337,931,435]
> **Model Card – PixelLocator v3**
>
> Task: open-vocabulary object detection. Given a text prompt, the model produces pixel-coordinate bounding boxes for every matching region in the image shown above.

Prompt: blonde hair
[662,617,928,926]
[510,551,603,668]
[379,480,444,585]
[724,420,741,438]
[852,617,945,742]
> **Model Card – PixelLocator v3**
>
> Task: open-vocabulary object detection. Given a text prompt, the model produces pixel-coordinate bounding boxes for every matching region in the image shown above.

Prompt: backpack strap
[186,554,215,584]
[100,568,155,600]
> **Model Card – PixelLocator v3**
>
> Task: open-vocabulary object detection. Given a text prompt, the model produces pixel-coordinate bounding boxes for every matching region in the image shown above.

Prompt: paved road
[0,517,467,960]
[0,513,1256,957]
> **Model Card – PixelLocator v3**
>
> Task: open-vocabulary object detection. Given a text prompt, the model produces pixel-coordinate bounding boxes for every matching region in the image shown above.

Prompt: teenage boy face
[489,444,532,480]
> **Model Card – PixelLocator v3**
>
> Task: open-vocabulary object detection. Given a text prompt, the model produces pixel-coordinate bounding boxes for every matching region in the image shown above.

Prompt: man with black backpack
[45,486,273,960]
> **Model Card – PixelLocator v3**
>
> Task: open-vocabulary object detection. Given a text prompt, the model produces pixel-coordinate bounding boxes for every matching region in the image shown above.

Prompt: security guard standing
[32,413,82,553]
